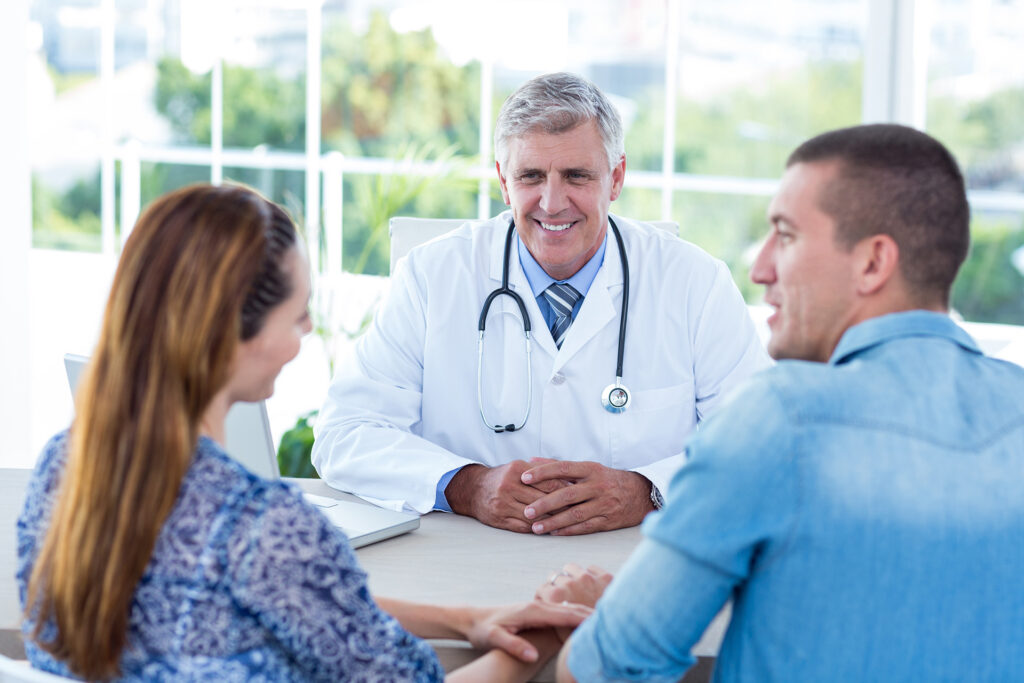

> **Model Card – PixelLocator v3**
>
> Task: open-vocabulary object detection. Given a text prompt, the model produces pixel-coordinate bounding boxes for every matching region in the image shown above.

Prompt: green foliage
[277,411,320,478]
[320,11,480,158]
[32,173,102,252]
[952,218,1024,324]
[628,61,862,176]
[155,57,305,149]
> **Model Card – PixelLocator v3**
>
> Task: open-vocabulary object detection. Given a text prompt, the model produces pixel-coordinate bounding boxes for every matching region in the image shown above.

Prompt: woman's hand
[535,563,613,608]
[462,600,592,662]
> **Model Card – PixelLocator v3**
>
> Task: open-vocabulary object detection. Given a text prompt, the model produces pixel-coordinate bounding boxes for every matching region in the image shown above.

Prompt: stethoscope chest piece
[601,381,631,414]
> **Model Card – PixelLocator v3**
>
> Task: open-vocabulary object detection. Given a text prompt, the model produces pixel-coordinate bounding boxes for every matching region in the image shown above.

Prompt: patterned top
[17,432,444,682]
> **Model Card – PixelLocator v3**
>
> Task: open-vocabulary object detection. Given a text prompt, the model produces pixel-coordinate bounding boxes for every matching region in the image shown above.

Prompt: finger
[528,477,573,494]
[524,482,594,520]
[549,515,612,536]
[511,600,593,626]
[521,460,600,485]
[534,584,566,603]
[486,628,539,663]
[510,482,551,506]
[525,600,593,626]
[528,457,558,464]
[530,502,606,535]
[495,516,534,533]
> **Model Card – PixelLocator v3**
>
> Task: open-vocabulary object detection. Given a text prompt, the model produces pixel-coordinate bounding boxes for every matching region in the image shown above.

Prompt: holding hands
[536,563,614,609]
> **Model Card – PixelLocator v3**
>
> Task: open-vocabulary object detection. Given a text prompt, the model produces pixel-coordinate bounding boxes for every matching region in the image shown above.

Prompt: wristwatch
[650,483,665,510]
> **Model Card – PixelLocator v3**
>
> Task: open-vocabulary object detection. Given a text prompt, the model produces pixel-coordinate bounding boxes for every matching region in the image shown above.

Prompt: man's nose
[538,178,570,214]
[749,236,776,285]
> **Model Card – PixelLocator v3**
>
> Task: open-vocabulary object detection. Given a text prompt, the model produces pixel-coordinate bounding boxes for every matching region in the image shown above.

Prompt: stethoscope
[477,216,631,433]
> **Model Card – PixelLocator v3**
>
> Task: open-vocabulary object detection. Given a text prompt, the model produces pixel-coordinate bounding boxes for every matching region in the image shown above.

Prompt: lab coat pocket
[608,380,695,469]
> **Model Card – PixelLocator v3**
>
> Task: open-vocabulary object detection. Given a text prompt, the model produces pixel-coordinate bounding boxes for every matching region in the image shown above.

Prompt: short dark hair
[787,124,969,305]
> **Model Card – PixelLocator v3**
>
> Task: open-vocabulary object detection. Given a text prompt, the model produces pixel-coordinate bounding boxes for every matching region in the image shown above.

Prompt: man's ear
[496,161,511,206]
[609,155,626,202]
[854,234,900,296]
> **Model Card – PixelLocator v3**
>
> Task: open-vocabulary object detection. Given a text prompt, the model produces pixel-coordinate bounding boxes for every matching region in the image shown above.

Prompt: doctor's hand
[520,461,655,535]
[445,462,572,533]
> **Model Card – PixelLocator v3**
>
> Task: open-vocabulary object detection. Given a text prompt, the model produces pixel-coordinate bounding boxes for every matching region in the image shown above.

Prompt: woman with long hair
[17,183,587,681]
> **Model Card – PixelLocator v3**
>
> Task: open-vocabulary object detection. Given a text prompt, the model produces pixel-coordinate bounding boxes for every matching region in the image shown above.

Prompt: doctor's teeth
[540,222,572,231]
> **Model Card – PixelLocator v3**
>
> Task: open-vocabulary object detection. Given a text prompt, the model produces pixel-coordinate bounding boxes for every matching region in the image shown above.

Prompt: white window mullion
[661,0,681,221]
[863,0,931,128]
[211,57,224,185]
[100,0,116,254]
[305,0,323,275]
[478,55,494,220]
[0,0,32,466]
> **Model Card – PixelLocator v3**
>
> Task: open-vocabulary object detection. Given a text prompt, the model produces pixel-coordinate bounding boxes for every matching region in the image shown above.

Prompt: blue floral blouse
[17,432,444,682]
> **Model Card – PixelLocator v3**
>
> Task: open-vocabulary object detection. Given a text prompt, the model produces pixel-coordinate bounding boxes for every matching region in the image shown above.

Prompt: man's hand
[445,462,571,532]
[535,563,613,608]
[520,460,654,535]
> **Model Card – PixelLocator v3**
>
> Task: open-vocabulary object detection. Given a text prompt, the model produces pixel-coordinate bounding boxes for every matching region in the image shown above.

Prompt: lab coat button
[551,373,566,385]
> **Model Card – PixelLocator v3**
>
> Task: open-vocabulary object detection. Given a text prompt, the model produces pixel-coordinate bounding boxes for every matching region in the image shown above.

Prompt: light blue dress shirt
[569,311,1024,682]
[433,231,608,511]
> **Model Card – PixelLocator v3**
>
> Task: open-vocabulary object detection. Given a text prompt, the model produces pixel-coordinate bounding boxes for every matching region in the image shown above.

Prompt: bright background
[3,0,1024,467]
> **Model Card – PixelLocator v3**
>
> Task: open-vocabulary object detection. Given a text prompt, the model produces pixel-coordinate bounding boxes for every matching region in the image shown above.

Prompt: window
[13,0,1024,466]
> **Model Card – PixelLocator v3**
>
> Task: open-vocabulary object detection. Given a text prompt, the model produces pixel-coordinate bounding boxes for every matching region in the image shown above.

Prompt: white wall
[0,0,32,468]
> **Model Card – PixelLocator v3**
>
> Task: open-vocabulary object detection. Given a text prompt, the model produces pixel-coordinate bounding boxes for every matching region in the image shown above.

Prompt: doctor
[313,72,768,535]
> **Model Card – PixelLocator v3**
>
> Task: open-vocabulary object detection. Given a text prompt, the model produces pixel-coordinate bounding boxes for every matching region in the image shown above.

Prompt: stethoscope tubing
[477,217,629,432]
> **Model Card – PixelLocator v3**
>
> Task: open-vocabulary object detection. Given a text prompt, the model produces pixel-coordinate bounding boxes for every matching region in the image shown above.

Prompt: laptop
[63,354,419,548]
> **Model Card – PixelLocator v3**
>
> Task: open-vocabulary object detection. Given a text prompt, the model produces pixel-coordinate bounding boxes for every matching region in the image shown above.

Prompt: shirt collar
[517,228,608,298]
[829,310,982,365]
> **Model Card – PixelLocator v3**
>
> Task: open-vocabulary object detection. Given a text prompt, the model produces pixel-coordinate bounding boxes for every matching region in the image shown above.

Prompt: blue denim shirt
[569,311,1024,682]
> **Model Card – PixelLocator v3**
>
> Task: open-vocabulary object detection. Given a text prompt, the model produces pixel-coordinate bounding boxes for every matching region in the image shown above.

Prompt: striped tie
[543,283,581,349]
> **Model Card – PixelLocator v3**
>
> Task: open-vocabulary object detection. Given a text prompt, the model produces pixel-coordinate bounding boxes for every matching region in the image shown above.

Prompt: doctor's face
[497,120,625,281]
[751,161,860,363]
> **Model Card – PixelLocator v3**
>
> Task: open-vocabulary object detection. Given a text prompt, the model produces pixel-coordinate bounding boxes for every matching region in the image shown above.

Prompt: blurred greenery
[952,217,1024,324]
[32,13,1024,329]
[32,172,102,251]
[277,411,319,479]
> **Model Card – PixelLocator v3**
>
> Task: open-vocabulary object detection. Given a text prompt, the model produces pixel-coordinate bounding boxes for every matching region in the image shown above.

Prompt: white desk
[0,470,727,680]
[295,478,728,680]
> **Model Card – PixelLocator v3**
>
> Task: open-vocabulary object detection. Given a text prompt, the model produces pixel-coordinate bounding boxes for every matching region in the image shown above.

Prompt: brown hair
[26,183,298,679]
[787,123,970,306]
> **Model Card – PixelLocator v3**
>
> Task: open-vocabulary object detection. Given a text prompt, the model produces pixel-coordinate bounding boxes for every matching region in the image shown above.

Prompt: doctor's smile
[535,219,577,232]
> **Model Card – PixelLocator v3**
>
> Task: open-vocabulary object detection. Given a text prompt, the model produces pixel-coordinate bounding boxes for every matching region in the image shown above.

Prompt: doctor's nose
[538,179,570,215]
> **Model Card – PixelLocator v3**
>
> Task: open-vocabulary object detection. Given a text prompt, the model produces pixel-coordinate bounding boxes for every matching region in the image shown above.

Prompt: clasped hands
[447,458,654,535]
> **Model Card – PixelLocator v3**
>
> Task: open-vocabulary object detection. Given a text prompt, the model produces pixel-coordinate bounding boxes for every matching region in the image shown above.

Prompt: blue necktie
[543,283,581,349]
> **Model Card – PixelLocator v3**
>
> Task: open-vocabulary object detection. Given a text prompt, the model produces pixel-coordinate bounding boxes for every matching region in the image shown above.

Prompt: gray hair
[494,72,624,171]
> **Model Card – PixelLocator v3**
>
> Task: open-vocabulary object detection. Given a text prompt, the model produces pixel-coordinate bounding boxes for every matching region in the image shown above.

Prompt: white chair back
[0,655,73,682]
[388,217,679,273]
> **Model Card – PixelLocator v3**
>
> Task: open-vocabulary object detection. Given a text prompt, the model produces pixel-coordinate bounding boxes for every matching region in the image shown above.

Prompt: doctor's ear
[496,161,511,206]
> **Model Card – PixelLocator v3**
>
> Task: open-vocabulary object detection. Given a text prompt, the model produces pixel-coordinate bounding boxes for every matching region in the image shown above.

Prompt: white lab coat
[312,212,769,513]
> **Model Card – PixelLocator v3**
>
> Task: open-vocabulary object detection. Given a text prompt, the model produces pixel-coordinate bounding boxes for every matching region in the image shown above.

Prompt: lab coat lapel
[552,224,623,373]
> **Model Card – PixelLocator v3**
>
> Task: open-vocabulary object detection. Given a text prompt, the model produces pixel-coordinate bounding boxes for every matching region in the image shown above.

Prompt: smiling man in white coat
[312,72,769,535]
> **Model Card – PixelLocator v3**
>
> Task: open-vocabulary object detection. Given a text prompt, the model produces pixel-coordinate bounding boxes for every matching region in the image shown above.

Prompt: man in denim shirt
[551,124,1024,682]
